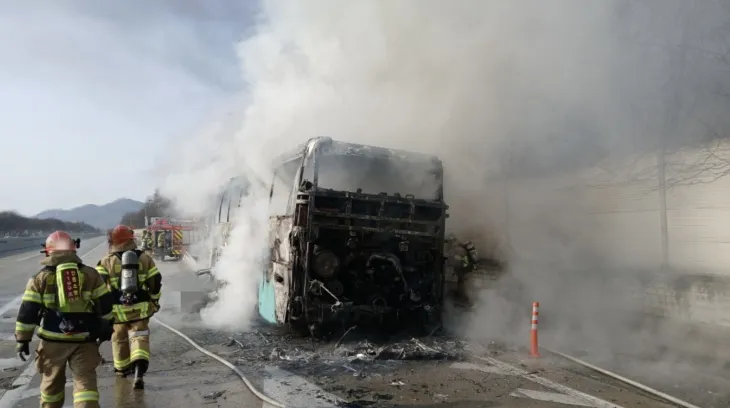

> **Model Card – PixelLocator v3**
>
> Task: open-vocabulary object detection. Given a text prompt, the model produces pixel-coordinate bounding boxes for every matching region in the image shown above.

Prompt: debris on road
[225,337,246,348]
[332,338,464,362]
[203,390,226,400]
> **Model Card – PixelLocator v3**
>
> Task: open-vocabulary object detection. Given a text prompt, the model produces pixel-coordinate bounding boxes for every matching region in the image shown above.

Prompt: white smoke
[159,0,718,341]
[160,0,625,331]
[197,186,270,330]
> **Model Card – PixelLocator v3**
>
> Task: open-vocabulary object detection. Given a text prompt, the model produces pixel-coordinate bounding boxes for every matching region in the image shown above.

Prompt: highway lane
[0,247,46,271]
[0,234,103,258]
[0,238,40,258]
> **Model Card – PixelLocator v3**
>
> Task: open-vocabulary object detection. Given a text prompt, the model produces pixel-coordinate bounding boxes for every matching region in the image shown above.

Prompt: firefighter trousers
[112,319,151,371]
[35,340,101,408]
[455,271,468,296]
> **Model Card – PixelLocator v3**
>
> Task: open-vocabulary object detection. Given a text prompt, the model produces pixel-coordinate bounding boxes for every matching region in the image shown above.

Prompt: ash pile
[330,337,464,362]
[222,325,468,377]
[270,337,465,364]
[273,336,467,379]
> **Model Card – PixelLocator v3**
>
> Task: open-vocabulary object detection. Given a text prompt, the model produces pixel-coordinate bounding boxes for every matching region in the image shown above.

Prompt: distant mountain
[1,211,97,235]
[35,198,144,230]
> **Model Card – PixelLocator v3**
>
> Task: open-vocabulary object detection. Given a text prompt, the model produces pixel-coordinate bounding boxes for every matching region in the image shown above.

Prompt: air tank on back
[120,250,139,304]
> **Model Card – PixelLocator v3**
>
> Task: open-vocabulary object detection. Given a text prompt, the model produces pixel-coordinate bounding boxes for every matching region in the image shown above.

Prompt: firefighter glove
[98,319,113,343]
[16,341,30,361]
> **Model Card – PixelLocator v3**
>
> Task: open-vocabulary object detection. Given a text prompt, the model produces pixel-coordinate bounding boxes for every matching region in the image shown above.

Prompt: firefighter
[139,231,150,252]
[164,231,172,251]
[142,230,154,250]
[155,230,165,259]
[138,230,147,250]
[15,231,115,408]
[445,234,480,304]
[96,225,162,390]
[155,231,165,249]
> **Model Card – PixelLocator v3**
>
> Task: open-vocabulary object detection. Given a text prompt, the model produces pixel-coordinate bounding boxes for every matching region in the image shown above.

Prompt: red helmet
[110,225,135,246]
[45,231,76,254]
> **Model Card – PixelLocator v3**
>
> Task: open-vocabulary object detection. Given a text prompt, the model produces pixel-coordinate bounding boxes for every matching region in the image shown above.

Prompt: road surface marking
[15,253,41,262]
[511,388,596,407]
[0,241,105,408]
[450,361,515,375]
[0,297,22,318]
[476,356,624,408]
[263,366,343,408]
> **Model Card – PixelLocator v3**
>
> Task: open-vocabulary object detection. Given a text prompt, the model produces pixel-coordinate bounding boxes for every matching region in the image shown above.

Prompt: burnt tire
[287,321,310,338]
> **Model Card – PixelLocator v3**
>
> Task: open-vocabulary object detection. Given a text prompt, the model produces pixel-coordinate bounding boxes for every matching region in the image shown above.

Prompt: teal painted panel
[258,278,277,323]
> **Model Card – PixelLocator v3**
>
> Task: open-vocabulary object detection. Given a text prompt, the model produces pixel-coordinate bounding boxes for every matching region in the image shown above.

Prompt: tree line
[0,211,98,235]
[118,190,173,229]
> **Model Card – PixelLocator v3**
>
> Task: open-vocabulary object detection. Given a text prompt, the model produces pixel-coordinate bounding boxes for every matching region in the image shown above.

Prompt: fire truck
[146,217,196,262]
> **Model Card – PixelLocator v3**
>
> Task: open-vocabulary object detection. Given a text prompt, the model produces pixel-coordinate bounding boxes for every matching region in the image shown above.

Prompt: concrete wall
[494,140,730,328]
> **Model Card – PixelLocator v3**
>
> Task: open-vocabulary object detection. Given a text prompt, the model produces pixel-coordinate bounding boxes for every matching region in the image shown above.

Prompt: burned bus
[261,137,449,335]
[207,176,252,267]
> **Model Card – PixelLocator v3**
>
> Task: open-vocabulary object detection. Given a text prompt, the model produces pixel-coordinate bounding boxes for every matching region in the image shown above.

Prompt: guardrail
[0,233,103,257]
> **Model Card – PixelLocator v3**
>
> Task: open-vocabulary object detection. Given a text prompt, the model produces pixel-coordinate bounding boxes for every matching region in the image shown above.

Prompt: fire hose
[151,316,285,408]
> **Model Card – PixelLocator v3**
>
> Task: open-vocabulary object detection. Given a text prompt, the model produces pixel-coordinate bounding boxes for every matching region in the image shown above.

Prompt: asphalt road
[170,323,686,408]
[0,246,704,407]
[0,241,266,408]
[150,262,687,408]
[570,341,730,407]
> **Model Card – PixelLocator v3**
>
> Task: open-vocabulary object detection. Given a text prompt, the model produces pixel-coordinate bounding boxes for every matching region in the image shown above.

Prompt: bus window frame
[269,158,303,217]
[306,141,445,202]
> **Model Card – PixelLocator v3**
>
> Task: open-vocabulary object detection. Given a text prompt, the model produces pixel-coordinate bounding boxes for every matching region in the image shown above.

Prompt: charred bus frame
[260,136,449,335]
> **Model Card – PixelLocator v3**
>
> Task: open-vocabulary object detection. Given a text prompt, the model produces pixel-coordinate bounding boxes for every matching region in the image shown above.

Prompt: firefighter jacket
[15,252,115,343]
[445,240,472,276]
[96,240,161,323]
[156,233,165,248]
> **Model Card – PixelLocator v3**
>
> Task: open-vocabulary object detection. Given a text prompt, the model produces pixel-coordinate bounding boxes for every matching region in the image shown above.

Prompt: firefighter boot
[114,367,133,378]
[133,360,148,390]
[454,277,473,307]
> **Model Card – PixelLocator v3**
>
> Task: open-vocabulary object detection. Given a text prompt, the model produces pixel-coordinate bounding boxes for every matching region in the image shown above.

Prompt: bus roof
[271,137,442,168]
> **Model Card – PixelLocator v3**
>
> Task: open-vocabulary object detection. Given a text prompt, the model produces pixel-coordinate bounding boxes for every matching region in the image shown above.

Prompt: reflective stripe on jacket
[15,252,115,343]
[95,241,161,323]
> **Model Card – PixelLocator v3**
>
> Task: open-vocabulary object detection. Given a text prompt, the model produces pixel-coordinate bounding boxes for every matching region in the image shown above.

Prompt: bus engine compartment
[290,188,448,335]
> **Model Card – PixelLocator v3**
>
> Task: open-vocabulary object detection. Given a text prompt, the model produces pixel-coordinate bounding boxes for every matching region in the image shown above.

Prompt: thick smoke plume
[197,193,270,330]
[160,0,728,374]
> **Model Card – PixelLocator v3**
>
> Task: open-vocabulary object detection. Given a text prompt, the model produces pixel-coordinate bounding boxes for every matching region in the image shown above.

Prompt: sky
[0,1,256,215]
